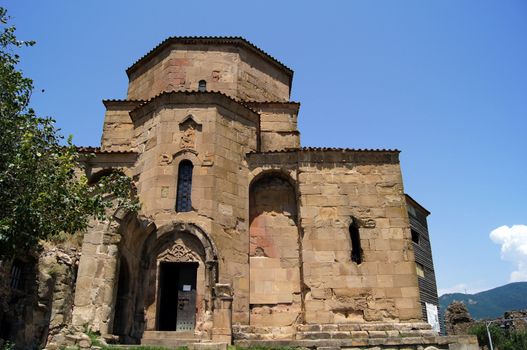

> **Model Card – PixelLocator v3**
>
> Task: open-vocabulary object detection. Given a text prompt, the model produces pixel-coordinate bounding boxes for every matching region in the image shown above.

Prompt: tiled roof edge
[245,101,300,106]
[102,99,145,109]
[76,146,138,154]
[248,147,400,154]
[126,36,293,78]
[130,90,260,116]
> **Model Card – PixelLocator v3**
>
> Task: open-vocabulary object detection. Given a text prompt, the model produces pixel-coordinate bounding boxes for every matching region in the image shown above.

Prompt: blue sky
[5,1,527,295]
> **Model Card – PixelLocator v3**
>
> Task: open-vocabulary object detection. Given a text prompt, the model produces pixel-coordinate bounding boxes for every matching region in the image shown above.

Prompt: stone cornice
[245,101,301,114]
[128,90,260,126]
[77,147,138,167]
[247,147,400,165]
[102,99,144,110]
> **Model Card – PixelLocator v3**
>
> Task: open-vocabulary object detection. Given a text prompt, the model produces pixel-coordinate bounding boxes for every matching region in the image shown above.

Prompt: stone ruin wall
[126,45,290,102]
[0,242,80,349]
[71,218,122,335]
[445,301,527,336]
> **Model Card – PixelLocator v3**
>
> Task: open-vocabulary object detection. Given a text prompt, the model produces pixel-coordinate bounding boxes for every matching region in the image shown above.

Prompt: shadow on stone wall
[0,239,80,350]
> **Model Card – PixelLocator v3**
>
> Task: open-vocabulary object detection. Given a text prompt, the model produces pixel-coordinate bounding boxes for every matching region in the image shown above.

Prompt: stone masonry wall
[210,107,257,324]
[128,46,238,100]
[247,150,422,329]
[237,49,290,101]
[130,102,258,325]
[0,243,80,350]
[299,153,422,324]
[249,176,302,329]
[100,101,141,152]
[247,103,300,152]
[71,219,121,334]
[127,45,290,102]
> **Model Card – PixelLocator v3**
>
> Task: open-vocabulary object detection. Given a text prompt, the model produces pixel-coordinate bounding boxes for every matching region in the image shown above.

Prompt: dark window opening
[176,160,193,212]
[113,257,130,336]
[411,229,420,244]
[350,221,362,264]
[198,80,207,92]
[10,260,23,290]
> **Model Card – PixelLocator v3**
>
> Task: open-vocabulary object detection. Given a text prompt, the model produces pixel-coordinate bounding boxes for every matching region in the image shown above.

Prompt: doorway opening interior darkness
[158,262,198,331]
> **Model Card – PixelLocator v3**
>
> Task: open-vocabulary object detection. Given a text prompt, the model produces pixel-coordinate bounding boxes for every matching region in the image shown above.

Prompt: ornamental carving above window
[158,242,200,263]
[179,115,201,150]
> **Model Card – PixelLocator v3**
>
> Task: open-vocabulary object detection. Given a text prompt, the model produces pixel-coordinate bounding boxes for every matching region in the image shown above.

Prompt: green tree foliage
[0,8,139,258]
[469,323,527,350]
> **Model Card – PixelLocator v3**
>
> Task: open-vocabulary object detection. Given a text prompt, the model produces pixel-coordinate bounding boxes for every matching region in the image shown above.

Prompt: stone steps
[141,331,227,350]
[234,335,479,350]
[233,322,437,341]
[295,329,439,340]
[294,322,438,342]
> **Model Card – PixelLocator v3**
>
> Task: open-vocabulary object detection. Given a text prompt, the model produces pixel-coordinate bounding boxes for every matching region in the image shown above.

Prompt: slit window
[411,229,420,244]
[176,160,193,212]
[350,221,362,264]
[198,80,207,92]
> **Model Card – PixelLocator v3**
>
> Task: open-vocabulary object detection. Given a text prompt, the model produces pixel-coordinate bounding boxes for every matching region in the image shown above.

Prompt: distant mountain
[439,282,527,320]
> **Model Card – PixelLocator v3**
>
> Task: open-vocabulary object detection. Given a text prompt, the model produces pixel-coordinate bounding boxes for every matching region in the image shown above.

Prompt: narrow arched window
[350,221,362,264]
[198,80,207,92]
[176,160,193,212]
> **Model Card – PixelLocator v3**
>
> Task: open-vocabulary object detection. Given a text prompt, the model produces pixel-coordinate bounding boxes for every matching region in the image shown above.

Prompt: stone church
[0,37,478,350]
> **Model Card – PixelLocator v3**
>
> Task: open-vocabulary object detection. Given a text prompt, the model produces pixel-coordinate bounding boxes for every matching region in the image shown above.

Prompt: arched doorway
[156,241,202,331]
[141,222,218,334]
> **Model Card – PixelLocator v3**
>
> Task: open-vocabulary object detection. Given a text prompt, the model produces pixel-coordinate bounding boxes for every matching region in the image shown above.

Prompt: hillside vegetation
[439,282,527,320]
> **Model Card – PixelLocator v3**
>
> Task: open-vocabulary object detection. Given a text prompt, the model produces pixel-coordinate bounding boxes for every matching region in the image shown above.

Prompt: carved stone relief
[159,153,172,166]
[179,115,202,150]
[158,241,200,263]
[180,125,196,149]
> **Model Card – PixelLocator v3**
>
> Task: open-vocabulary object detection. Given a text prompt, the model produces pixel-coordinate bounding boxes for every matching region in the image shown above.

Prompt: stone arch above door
[140,221,218,334]
[155,222,218,264]
[158,241,201,263]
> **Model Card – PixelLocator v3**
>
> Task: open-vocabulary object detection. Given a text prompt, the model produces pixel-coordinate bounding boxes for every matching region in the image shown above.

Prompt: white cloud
[490,224,527,282]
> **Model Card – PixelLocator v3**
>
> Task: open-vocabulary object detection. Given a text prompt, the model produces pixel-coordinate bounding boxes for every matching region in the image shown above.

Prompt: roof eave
[129,90,260,124]
[125,36,294,80]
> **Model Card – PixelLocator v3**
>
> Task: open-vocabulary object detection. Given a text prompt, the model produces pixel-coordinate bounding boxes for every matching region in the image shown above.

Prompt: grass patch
[85,329,105,348]
[1,341,15,350]
[102,346,187,350]
[234,347,300,350]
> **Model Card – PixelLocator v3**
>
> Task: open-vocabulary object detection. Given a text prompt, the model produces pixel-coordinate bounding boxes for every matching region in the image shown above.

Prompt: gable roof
[126,36,294,80]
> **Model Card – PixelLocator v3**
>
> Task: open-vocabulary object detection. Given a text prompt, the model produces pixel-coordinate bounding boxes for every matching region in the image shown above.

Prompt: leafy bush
[0,7,140,259]
[469,323,527,350]
[1,341,15,350]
